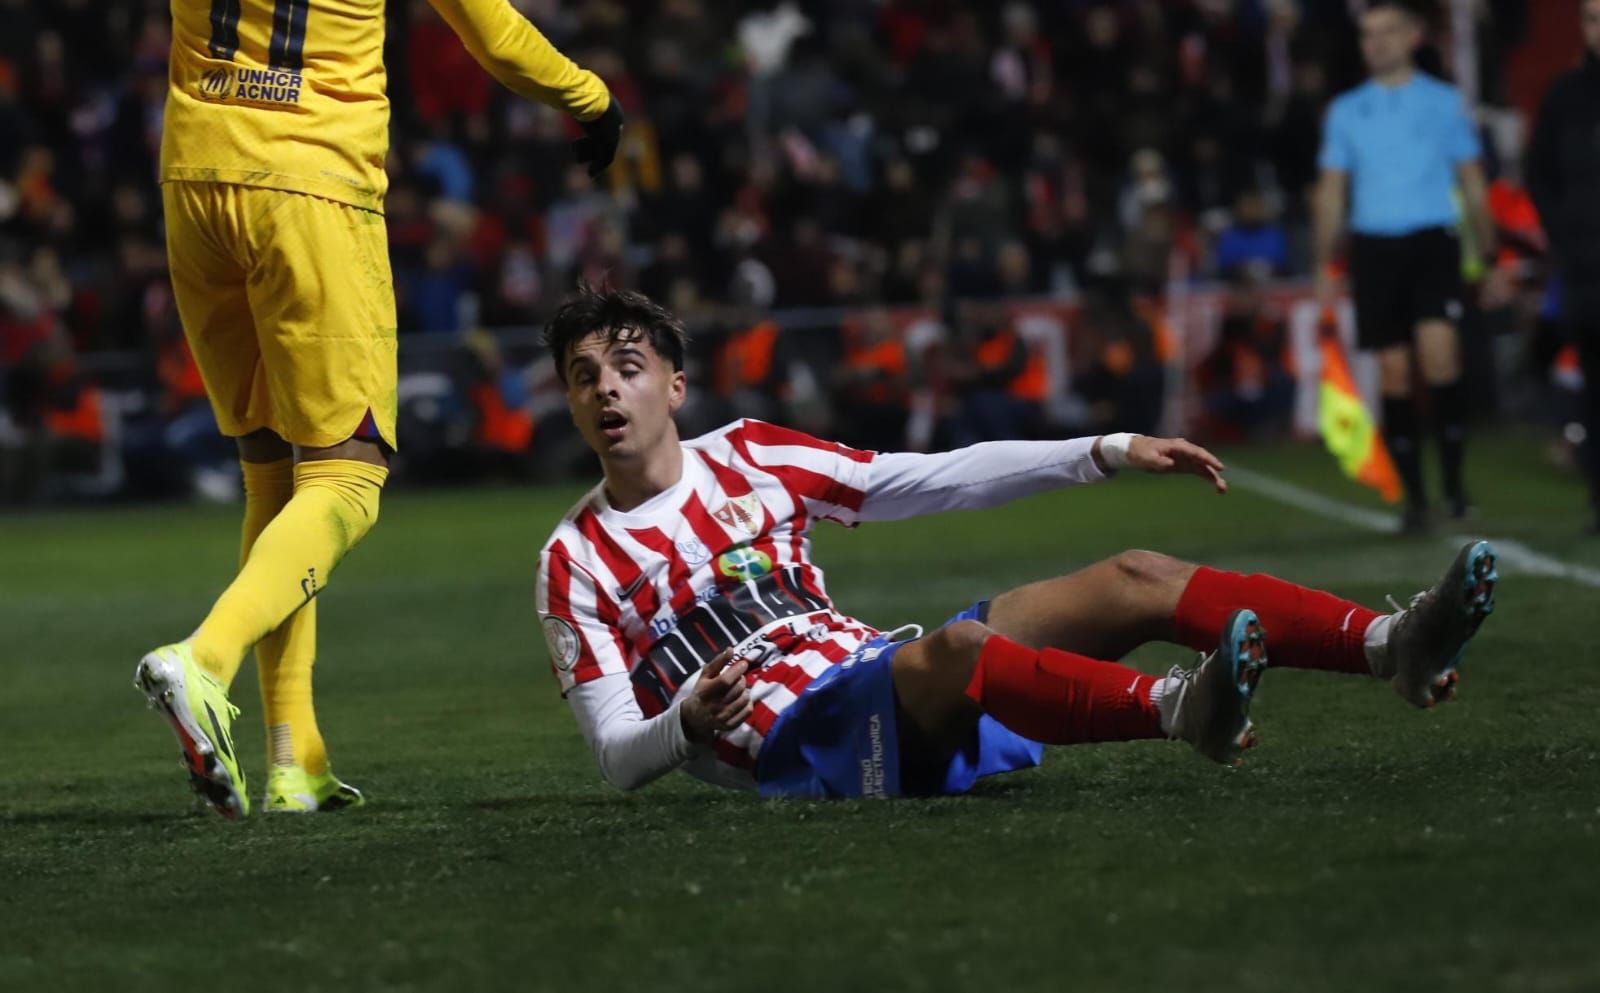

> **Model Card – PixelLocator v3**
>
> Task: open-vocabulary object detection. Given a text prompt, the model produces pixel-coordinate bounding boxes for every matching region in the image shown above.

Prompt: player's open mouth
[599,409,628,440]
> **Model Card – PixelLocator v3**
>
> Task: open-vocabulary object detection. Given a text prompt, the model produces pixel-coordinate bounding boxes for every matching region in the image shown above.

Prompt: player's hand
[680,649,752,743]
[1127,435,1228,494]
[573,99,624,178]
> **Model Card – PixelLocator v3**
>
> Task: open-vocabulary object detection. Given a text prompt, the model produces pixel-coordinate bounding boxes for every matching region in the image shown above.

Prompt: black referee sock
[1428,381,1468,506]
[1380,396,1426,509]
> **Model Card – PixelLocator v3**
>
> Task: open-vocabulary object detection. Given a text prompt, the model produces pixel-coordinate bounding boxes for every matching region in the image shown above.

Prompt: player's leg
[1377,344,1428,531]
[1413,228,1472,520]
[1415,318,1467,515]
[986,542,1497,708]
[183,191,394,814]
[1170,544,1497,708]
[183,189,393,688]
[1354,235,1429,530]
[135,182,264,817]
[890,613,1266,767]
[985,549,1371,673]
[231,429,360,811]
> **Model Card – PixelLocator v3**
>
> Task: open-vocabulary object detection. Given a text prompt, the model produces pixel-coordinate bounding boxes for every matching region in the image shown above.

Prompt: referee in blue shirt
[1314,0,1494,533]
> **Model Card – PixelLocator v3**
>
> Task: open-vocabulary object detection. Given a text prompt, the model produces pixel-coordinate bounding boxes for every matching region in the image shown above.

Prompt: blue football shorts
[755,601,1044,798]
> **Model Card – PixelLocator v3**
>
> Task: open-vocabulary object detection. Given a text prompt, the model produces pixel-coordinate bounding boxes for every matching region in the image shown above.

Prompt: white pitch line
[1226,465,1600,589]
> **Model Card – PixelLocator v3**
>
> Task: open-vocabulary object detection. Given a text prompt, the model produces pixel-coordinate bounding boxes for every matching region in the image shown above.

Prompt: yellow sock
[190,459,387,688]
[260,594,328,776]
[239,460,329,776]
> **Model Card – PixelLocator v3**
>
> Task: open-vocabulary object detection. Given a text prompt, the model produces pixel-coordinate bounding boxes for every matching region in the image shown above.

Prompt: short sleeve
[1445,92,1482,163]
[1318,100,1353,173]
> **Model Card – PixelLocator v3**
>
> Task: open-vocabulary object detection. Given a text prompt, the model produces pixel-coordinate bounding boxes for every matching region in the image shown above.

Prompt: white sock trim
[1363,614,1396,677]
[269,723,295,768]
[1150,675,1183,736]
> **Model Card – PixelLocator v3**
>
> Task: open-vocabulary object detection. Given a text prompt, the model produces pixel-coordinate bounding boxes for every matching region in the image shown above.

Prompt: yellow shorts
[161,181,398,450]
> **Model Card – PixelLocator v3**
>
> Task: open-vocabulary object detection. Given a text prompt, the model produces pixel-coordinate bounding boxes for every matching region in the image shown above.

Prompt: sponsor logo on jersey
[646,584,720,641]
[542,616,582,672]
[712,493,763,537]
[198,65,304,106]
[199,66,232,99]
[716,546,773,582]
[676,539,711,566]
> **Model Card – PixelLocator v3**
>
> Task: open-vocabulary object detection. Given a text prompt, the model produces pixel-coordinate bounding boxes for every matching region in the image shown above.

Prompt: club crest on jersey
[542,616,582,673]
[716,546,773,582]
[712,493,763,537]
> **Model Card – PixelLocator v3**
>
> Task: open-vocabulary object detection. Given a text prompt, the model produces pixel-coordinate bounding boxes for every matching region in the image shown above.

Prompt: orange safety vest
[1132,297,1177,364]
[469,382,535,454]
[843,336,909,405]
[975,327,1048,402]
[716,321,780,396]
[158,338,208,410]
[1487,178,1543,269]
[44,364,105,443]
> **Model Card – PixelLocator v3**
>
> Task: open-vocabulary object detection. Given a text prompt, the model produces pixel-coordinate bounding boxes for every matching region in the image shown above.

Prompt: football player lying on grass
[536,286,1499,797]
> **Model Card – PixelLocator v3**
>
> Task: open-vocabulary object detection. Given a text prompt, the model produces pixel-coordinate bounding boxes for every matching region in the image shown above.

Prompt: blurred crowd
[0,0,1565,502]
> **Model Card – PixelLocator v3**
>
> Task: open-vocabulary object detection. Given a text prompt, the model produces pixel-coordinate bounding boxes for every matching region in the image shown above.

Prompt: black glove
[573,99,624,178]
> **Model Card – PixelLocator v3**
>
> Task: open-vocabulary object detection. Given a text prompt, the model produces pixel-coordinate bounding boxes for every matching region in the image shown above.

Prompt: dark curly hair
[542,284,689,384]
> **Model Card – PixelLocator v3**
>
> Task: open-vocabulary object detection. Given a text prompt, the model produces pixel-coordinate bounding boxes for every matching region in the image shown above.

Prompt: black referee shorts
[1348,227,1465,351]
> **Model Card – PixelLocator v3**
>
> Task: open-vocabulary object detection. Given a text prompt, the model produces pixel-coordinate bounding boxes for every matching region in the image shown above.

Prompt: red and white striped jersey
[537,419,886,784]
[537,420,1109,790]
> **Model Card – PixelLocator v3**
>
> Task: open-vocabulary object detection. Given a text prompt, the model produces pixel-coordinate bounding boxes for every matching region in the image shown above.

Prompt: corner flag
[1317,314,1402,503]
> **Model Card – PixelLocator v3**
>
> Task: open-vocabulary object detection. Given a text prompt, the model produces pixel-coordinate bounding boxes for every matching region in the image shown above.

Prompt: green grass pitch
[3,430,1598,992]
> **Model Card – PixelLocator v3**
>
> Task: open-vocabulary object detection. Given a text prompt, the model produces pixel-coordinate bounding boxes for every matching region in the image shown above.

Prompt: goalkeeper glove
[573,99,624,178]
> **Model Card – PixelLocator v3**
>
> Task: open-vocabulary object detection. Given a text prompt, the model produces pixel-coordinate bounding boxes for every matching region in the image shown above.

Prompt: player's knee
[1378,349,1412,395]
[933,619,991,661]
[1112,549,1187,587]
[1415,334,1460,383]
[236,429,291,464]
[909,619,991,682]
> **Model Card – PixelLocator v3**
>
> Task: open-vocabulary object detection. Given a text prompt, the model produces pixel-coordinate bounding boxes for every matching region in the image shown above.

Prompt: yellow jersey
[161,0,611,213]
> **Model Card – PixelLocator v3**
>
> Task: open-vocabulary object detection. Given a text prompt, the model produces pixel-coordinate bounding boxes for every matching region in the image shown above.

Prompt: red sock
[1173,567,1379,675]
[963,635,1163,744]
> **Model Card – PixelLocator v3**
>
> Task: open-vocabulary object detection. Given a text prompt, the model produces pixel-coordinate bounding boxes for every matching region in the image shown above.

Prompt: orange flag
[1316,314,1402,503]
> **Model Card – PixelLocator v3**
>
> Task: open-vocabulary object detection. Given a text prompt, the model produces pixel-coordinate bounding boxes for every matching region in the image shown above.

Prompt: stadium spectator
[713,309,785,425]
[833,306,910,452]
[463,328,538,476]
[949,300,1045,445]
[1074,282,1167,438]
[1197,267,1296,439]
[0,0,1551,503]
[5,0,1534,365]
[1214,188,1292,277]
[1526,0,1600,533]
[1313,0,1494,533]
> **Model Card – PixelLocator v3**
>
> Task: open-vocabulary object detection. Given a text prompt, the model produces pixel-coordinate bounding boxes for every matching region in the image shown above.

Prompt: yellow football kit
[161,0,612,448]
[143,1,613,816]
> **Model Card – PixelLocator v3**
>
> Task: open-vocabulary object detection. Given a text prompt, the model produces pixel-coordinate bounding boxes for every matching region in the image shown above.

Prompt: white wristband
[1099,433,1135,470]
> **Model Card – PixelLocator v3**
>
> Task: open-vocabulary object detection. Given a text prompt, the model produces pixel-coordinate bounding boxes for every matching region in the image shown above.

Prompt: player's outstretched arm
[1103,434,1228,494]
[425,0,621,173]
